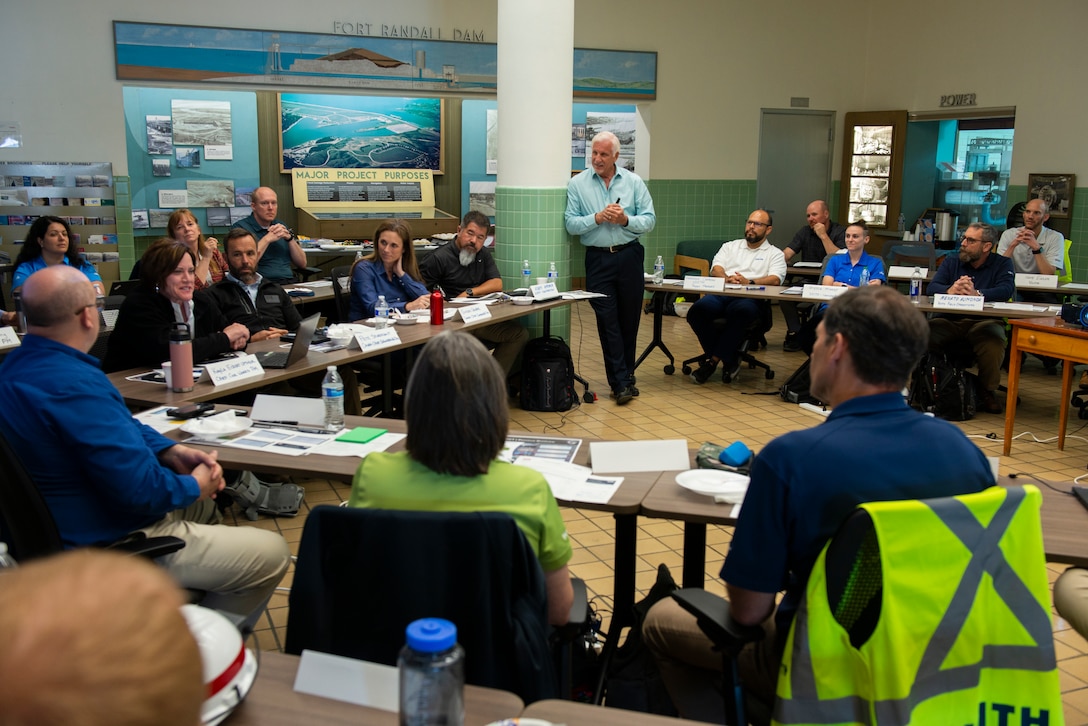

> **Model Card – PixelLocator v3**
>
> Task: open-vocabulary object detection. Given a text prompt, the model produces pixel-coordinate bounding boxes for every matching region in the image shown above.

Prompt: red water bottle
[430,286,445,325]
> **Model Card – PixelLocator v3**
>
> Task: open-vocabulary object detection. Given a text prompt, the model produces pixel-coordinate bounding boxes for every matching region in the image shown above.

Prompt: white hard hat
[180,604,259,726]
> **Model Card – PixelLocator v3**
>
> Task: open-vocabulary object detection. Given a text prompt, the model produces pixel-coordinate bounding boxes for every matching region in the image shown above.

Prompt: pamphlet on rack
[514,456,622,504]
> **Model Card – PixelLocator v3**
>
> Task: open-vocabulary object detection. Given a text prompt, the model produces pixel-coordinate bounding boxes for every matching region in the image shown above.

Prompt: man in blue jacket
[0,265,290,625]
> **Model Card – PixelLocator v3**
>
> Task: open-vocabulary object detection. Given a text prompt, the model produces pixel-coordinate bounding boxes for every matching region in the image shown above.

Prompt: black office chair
[681,304,775,383]
[285,506,590,704]
[0,428,185,564]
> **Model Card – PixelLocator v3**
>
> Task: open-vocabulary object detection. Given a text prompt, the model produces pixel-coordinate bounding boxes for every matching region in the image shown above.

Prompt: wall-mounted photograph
[1027,173,1076,219]
[279,93,442,173]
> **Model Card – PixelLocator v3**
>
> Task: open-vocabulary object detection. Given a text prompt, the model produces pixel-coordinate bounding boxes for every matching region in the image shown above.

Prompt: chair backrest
[0,427,65,562]
[1059,239,1073,286]
[673,254,709,277]
[676,240,726,269]
[330,265,352,323]
[883,243,937,271]
[775,485,1061,723]
[285,506,557,702]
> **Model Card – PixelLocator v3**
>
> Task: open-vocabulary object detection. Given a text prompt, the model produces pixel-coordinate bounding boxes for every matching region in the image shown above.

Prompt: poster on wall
[279,93,442,173]
[585,113,636,172]
[151,159,171,177]
[485,109,498,175]
[171,100,232,146]
[1027,173,1076,218]
[186,180,235,207]
[146,115,173,155]
[176,148,201,168]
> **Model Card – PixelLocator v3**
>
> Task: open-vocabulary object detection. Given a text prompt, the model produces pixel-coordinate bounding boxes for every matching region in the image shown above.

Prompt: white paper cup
[536,277,548,286]
[161,361,172,388]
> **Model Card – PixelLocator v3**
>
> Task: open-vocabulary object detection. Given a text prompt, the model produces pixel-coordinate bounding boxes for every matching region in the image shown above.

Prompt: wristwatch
[466,288,475,297]
[1031,248,1042,255]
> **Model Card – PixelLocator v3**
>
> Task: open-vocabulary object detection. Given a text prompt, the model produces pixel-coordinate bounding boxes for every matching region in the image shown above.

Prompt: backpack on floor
[520,335,577,412]
[779,358,824,406]
[908,352,977,421]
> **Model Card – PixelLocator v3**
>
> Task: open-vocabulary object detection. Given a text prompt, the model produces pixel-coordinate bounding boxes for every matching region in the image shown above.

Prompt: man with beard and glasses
[207,228,301,343]
[926,222,1015,414]
[419,210,528,378]
[685,209,786,384]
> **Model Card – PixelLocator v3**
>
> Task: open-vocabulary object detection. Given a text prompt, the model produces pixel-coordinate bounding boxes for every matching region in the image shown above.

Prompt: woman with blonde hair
[167,208,227,290]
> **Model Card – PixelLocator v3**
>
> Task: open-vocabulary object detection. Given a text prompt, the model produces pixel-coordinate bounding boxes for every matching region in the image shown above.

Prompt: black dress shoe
[722,358,743,384]
[978,390,1004,414]
[613,385,637,405]
[782,333,802,353]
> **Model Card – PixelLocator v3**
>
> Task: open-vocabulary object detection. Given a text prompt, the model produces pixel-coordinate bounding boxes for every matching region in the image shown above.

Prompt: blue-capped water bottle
[858,267,869,287]
[322,365,344,431]
[910,266,923,304]
[522,260,532,287]
[547,261,558,283]
[398,618,464,726]
[653,255,665,285]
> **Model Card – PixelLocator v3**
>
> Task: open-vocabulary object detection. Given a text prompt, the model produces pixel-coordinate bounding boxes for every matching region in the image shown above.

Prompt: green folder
[335,427,387,444]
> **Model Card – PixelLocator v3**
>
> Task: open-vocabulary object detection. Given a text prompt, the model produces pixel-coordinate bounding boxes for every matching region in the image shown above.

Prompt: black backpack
[520,336,577,412]
[780,358,824,406]
[908,352,977,421]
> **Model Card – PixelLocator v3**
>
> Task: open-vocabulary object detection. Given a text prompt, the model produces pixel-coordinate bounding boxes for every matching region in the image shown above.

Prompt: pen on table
[253,419,297,426]
[745,285,766,290]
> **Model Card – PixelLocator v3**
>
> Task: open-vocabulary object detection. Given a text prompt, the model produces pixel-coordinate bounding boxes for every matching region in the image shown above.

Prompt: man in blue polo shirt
[565,131,656,405]
[232,186,307,283]
[643,286,993,721]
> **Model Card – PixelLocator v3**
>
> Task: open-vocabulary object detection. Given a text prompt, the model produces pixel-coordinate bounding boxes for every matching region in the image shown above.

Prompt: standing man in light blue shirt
[565,131,656,405]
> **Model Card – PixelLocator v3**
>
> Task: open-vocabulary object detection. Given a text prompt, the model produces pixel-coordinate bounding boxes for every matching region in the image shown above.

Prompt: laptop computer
[255,313,319,369]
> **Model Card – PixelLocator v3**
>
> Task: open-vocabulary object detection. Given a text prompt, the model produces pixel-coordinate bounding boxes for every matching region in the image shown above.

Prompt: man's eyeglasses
[74,297,105,317]
[960,236,985,246]
[746,220,769,228]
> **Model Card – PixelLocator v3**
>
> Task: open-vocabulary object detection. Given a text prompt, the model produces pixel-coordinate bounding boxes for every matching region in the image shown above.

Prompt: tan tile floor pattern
[223,303,1088,724]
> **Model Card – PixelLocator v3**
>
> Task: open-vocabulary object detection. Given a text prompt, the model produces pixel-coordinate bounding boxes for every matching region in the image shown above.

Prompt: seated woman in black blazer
[103,238,250,372]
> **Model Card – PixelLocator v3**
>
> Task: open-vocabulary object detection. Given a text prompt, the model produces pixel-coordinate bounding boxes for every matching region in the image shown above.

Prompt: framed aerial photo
[279,93,443,173]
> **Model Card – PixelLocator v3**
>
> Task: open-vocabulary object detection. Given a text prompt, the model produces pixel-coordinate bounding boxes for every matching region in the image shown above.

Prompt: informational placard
[888,265,931,279]
[529,281,560,301]
[683,276,727,292]
[292,169,435,209]
[0,327,21,348]
[932,294,985,311]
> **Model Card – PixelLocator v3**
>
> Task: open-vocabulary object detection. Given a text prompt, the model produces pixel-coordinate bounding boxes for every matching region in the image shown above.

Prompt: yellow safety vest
[773,485,1062,725]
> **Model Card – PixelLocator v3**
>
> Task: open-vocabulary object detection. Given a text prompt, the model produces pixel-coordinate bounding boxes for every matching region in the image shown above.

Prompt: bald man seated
[0,265,290,626]
[232,186,307,283]
[0,550,204,726]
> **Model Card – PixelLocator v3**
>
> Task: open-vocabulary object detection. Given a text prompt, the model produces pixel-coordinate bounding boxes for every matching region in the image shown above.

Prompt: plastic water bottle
[398,618,464,726]
[910,266,923,304]
[322,365,344,431]
[355,249,363,262]
[374,295,390,328]
[897,213,906,233]
[653,255,665,285]
[858,267,869,287]
[547,261,558,284]
[0,542,17,569]
[522,260,532,287]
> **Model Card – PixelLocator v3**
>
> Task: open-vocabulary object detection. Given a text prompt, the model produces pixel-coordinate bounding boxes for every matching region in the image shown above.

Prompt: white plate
[675,469,749,499]
[180,416,252,437]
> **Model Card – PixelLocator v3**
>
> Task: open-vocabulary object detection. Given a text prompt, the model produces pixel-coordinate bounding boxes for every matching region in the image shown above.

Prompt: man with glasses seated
[926,222,1015,414]
[685,209,786,384]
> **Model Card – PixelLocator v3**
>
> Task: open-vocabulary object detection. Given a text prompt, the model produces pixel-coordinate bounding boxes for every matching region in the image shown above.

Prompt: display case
[0,162,119,304]
[838,111,906,230]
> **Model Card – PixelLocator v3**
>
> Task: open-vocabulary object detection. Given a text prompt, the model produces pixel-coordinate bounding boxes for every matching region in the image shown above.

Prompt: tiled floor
[229,302,1088,724]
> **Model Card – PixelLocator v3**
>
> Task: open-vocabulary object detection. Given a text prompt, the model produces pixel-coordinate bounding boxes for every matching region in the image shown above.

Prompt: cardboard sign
[204,353,265,386]
[888,265,931,279]
[529,281,560,301]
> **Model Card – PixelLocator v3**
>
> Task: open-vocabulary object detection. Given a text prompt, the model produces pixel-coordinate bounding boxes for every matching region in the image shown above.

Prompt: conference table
[166,411,660,662]
[635,280,1058,375]
[231,651,523,725]
[640,470,1088,591]
[1003,316,1088,455]
[109,295,582,413]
